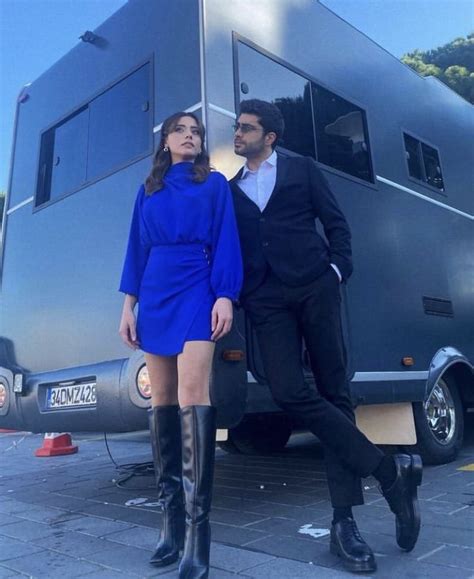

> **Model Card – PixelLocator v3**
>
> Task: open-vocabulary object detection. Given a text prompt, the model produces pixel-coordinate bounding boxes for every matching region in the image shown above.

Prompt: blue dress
[119,162,243,356]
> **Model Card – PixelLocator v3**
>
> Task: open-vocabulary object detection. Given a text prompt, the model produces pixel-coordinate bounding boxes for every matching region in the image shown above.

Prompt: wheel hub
[424,380,456,445]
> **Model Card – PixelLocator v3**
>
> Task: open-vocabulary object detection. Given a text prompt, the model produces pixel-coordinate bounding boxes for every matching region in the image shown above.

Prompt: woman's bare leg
[144,353,179,407]
[177,341,215,407]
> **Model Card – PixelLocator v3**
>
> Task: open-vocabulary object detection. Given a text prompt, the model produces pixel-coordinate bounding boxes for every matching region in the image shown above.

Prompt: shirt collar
[241,150,277,179]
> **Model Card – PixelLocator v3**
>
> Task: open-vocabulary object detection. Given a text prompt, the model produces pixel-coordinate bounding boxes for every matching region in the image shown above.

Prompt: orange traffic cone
[35,432,78,457]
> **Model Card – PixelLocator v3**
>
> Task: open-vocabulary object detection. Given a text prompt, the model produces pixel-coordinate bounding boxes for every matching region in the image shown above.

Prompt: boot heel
[410,455,423,487]
[329,541,340,557]
[150,551,180,567]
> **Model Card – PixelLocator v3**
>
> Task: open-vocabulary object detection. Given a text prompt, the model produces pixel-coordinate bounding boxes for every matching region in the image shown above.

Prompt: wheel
[411,376,464,465]
[221,414,293,455]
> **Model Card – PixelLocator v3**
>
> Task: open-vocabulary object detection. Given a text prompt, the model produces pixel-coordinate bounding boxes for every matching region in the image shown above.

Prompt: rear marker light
[222,350,245,362]
[402,357,415,367]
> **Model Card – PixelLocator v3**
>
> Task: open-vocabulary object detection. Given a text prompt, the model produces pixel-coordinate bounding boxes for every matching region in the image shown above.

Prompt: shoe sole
[149,552,180,567]
[330,541,377,573]
[398,454,423,552]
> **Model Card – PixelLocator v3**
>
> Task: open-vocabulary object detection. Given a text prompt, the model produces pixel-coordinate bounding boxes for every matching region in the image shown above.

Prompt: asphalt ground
[0,418,473,578]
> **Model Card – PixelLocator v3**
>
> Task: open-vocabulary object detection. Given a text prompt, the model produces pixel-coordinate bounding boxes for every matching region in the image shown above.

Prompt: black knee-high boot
[148,405,185,567]
[179,405,216,579]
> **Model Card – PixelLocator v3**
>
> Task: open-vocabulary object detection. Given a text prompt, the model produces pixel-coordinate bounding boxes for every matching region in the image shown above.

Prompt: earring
[163,146,169,152]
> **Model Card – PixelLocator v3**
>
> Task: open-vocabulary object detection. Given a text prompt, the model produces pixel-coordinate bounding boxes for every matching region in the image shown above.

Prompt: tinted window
[404,134,423,181]
[37,129,56,206]
[237,42,315,158]
[50,108,89,200]
[36,108,89,205]
[36,63,151,207]
[236,41,374,182]
[421,143,444,190]
[311,85,373,182]
[88,64,151,180]
[403,133,445,191]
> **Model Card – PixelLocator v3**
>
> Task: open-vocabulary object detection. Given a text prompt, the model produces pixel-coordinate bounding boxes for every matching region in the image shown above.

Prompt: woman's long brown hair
[144,112,210,195]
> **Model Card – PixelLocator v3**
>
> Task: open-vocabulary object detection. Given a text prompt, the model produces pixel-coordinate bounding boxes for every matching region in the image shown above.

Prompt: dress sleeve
[210,174,243,302]
[119,184,150,298]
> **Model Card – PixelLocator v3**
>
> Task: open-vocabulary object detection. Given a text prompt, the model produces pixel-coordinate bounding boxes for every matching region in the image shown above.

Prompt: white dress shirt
[237,150,278,212]
[237,150,342,282]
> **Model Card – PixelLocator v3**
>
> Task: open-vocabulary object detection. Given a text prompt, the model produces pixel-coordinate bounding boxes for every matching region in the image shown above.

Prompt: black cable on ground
[103,432,156,490]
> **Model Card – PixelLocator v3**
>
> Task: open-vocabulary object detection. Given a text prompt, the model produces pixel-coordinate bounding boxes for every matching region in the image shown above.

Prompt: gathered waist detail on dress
[149,243,212,260]
[150,242,208,250]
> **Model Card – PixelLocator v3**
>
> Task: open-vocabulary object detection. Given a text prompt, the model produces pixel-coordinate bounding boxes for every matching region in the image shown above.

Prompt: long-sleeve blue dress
[119,162,243,356]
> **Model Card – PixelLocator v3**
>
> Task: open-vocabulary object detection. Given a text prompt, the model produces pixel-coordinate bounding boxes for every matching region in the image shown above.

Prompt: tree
[401,33,474,103]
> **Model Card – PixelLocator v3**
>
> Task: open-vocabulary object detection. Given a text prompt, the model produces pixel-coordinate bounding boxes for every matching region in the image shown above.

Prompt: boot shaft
[148,405,183,508]
[180,405,217,519]
[179,405,217,579]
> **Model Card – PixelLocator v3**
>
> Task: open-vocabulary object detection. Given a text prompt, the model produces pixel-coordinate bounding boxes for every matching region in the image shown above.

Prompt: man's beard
[234,138,266,158]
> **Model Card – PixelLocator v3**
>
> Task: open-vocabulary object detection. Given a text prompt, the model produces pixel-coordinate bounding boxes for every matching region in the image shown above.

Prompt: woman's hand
[119,296,140,349]
[211,297,233,341]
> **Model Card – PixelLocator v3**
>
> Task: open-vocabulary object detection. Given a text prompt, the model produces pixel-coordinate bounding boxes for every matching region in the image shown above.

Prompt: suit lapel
[230,166,244,184]
[230,167,261,212]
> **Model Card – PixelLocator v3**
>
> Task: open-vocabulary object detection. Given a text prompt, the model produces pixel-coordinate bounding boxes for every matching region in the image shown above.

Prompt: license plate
[46,382,97,410]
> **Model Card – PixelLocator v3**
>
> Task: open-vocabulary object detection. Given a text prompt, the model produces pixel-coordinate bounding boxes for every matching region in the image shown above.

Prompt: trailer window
[311,85,373,182]
[403,133,444,191]
[36,62,151,207]
[237,42,316,159]
[404,134,423,181]
[236,40,373,183]
[421,143,444,190]
[88,64,150,181]
[36,108,89,205]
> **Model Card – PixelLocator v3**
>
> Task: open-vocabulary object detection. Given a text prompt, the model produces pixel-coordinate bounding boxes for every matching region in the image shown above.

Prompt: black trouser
[243,267,384,508]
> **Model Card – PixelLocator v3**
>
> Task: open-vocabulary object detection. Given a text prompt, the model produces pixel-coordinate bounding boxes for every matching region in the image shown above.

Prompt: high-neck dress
[119,162,243,356]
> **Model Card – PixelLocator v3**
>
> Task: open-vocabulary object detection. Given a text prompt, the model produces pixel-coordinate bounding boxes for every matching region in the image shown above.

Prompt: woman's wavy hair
[145,112,210,195]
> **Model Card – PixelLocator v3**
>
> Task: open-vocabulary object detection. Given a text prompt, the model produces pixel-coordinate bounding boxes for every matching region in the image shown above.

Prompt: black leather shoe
[330,517,376,573]
[382,454,423,551]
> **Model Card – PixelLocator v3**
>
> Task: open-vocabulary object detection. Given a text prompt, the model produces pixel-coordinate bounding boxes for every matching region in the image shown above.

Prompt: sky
[321,0,473,57]
[0,0,472,194]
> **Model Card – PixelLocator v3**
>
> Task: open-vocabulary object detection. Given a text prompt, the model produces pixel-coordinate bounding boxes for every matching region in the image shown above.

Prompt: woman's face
[165,116,202,163]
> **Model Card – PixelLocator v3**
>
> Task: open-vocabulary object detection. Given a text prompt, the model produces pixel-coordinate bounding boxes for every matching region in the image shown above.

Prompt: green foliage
[401,33,474,103]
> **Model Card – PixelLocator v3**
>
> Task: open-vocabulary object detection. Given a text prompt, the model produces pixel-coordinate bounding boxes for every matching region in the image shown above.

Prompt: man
[229,99,422,573]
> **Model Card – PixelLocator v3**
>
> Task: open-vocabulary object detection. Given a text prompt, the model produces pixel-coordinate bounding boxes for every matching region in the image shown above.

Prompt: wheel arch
[425,347,474,408]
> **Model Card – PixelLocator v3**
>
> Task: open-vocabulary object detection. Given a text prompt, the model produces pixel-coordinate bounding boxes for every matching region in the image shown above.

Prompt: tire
[220,414,293,455]
[411,376,464,465]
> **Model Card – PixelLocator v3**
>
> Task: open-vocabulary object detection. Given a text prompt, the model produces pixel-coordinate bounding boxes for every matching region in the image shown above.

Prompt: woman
[119,112,242,579]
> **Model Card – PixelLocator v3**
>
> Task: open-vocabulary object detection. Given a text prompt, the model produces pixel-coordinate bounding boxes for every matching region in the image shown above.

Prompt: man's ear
[265,131,277,148]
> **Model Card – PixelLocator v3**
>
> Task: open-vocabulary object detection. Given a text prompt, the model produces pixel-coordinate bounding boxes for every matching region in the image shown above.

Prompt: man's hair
[239,99,285,149]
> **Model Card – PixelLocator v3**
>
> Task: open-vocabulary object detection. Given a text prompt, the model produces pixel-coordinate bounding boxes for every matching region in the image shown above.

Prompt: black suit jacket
[229,154,353,298]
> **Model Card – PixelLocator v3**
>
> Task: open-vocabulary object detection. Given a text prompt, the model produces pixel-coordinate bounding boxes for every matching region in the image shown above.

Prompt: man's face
[233,113,267,158]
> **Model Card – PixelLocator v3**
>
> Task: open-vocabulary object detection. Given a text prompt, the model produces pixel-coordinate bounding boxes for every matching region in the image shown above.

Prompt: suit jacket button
[260,217,266,222]
[262,242,269,247]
